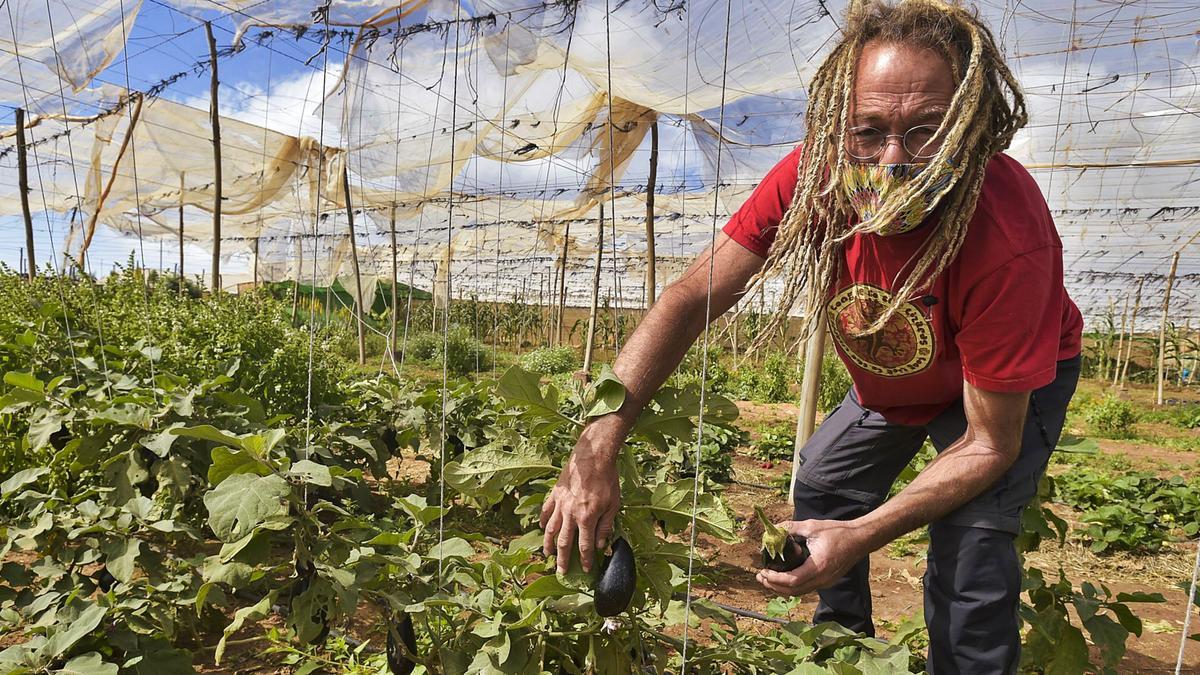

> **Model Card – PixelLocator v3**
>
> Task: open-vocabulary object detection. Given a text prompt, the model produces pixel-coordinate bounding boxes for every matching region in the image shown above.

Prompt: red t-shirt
[724,147,1083,425]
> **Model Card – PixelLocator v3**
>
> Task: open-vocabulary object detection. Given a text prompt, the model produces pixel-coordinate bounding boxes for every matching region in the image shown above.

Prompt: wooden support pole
[1156,251,1180,406]
[342,164,366,365]
[390,206,399,356]
[178,172,185,292]
[789,313,828,506]
[291,237,302,325]
[644,120,658,310]
[205,21,223,293]
[582,205,604,377]
[252,236,260,287]
[1120,276,1144,389]
[80,94,143,271]
[1112,291,1130,387]
[556,221,570,347]
[16,108,35,280]
[1103,297,1115,381]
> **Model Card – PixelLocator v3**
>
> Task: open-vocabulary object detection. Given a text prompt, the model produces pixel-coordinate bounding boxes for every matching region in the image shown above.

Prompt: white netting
[0,0,1195,326]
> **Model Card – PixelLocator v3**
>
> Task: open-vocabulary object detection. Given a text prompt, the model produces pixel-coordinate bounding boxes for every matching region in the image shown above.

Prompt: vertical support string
[437,0,464,583]
[680,0,733,667]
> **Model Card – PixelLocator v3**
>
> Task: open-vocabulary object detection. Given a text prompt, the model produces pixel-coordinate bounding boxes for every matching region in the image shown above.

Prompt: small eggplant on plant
[755,506,809,573]
[289,560,330,645]
[92,566,118,593]
[386,613,419,675]
[594,537,636,617]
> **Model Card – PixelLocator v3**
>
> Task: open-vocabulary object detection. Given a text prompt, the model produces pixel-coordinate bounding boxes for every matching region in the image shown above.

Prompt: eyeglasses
[845,124,944,161]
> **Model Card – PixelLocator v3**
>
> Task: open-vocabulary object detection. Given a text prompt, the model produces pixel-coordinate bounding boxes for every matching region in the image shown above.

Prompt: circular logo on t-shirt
[827,284,935,377]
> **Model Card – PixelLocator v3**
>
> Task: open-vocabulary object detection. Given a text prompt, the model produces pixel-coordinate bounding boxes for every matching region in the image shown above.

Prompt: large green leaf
[626,480,738,542]
[216,595,271,665]
[55,652,117,675]
[207,447,271,485]
[38,603,107,661]
[203,473,291,542]
[4,371,44,393]
[632,388,739,450]
[103,538,141,584]
[170,425,245,450]
[287,460,332,487]
[444,442,557,506]
[586,366,626,418]
[1,467,49,498]
[26,408,63,452]
[497,365,574,428]
[520,574,575,600]
[139,424,184,458]
[428,537,475,561]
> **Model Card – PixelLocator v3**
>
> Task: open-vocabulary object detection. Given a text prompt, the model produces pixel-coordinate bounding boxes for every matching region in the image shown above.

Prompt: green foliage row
[1078,395,1139,438]
[402,327,493,375]
[1052,459,1200,553]
[668,345,853,408]
[518,346,580,376]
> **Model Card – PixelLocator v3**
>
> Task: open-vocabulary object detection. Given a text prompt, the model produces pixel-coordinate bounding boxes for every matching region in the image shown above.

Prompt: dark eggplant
[760,533,810,573]
[755,506,810,573]
[594,537,636,617]
[380,427,399,454]
[93,566,118,593]
[290,561,330,644]
[386,614,418,675]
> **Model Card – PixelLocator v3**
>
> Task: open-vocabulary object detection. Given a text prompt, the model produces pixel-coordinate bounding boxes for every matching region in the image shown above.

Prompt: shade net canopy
[0,0,1196,329]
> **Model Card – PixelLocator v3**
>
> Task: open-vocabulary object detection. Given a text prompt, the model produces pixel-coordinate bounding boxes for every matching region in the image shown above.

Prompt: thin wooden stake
[80,94,144,270]
[789,312,827,505]
[15,108,35,280]
[556,221,570,346]
[342,164,366,365]
[1156,251,1181,406]
[291,237,302,325]
[1103,297,1116,381]
[582,205,604,377]
[252,235,260,287]
[645,120,659,310]
[389,205,399,356]
[178,172,185,293]
[1120,276,1144,389]
[1112,291,1130,387]
[205,21,223,292]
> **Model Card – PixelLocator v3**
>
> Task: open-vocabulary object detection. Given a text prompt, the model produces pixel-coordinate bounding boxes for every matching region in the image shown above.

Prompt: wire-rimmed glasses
[845,124,944,161]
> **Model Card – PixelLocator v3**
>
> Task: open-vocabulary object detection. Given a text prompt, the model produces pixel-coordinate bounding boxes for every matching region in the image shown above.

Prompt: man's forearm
[578,284,714,458]
[854,435,1017,551]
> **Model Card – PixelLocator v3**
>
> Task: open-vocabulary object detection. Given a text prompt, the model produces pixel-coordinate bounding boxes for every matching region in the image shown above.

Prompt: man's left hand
[755,518,871,596]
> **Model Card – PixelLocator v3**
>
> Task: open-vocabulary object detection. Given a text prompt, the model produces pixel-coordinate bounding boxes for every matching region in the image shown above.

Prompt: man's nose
[878,136,912,164]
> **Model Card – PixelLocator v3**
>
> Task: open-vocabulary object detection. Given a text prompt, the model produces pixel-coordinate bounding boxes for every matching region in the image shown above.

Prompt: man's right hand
[539,428,622,574]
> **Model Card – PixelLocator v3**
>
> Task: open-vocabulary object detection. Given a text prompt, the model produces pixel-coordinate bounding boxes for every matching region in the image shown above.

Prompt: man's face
[847,40,957,164]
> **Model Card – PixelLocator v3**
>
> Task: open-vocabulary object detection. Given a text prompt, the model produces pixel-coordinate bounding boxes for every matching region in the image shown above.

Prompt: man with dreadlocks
[540,0,1082,671]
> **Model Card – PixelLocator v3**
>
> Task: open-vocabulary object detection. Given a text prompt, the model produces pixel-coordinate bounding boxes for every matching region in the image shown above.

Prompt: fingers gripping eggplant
[386,614,418,675]
[755,506,810,573]
[594,537,636,617]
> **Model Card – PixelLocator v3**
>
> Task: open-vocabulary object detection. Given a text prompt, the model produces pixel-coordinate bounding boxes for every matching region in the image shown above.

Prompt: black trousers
[792,355,1081,674]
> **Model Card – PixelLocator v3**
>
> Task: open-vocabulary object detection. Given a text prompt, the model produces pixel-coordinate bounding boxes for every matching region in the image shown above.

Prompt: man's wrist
[575,416,630,463]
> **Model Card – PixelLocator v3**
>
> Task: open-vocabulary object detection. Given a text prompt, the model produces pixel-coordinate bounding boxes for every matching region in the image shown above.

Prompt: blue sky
[1,1,324,281]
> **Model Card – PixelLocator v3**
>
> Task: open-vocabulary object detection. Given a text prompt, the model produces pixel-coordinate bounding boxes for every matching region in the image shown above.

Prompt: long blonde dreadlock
[750,0,1027,348]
